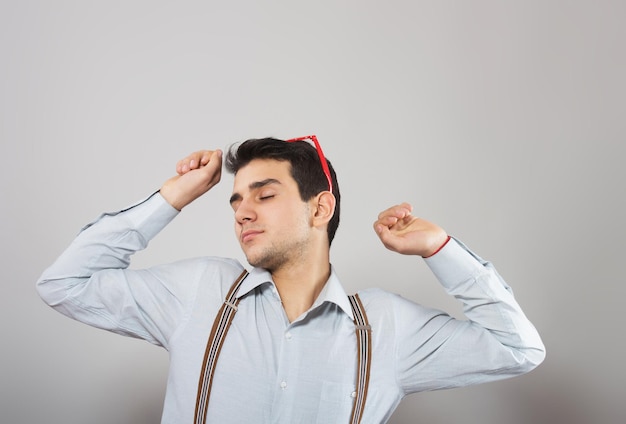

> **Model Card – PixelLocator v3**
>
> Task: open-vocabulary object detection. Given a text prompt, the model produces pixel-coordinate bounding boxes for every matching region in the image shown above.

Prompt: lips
[241,229,263,243]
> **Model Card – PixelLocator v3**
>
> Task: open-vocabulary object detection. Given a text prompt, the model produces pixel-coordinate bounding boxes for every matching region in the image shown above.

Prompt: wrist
[159,185,185,211]
[422,235,451,258]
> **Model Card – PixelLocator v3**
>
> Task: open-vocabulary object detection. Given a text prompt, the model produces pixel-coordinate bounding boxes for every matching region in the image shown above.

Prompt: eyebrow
[229,178,282,205]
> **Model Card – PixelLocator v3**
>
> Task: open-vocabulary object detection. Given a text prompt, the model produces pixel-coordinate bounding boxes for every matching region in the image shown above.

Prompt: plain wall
[1,1,624,423]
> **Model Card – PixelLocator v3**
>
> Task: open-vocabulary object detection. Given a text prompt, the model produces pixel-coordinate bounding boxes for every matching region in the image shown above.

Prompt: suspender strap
[193,270,248,424]
[193,272,372,424]
[348,294,372,424]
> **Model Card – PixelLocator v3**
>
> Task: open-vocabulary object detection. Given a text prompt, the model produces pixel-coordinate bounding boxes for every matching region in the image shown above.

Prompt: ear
[311,191,336,227]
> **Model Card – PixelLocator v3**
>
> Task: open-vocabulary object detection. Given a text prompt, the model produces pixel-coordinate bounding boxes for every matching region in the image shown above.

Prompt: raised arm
[373,203,545,392]
[36,149,228,346]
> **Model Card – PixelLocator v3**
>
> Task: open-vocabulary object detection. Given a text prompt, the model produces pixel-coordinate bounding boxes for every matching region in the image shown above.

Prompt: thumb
[374,222,395,250]
[198,150,223,183]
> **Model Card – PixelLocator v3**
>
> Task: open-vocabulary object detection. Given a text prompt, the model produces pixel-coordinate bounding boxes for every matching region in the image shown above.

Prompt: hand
[373,203,449,257]
[160,150,223,210]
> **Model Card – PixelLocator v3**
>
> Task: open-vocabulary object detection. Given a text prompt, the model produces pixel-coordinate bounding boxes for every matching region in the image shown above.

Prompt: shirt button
[280,381,288,389]
[285,332,292,340]
[351,391,357,398]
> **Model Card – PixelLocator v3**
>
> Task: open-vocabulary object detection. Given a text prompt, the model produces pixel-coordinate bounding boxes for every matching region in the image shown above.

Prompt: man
[37,136,545,423]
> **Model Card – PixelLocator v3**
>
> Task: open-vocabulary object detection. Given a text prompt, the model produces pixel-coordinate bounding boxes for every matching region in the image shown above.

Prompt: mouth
[241,229,263,244]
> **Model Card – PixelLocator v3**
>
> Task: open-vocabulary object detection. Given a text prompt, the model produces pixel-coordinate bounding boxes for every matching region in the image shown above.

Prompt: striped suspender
[347,294,372,424]
[194,270,248,424]
[193,272,372,424]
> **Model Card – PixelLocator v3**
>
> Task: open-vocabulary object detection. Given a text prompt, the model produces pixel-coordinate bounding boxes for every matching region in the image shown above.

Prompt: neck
[271,254,331,323]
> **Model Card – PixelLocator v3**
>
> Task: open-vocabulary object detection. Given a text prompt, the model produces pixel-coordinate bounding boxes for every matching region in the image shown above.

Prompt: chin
[243,251,265,269]
[246,253,282,272]
[246,256,270,270]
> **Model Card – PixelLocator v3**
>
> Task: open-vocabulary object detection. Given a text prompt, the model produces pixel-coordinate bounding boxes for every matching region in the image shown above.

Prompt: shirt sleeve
[36,191,191,348]
[394,237,546,393]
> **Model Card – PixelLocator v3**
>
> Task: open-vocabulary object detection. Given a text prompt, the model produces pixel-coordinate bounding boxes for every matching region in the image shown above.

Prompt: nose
[234,198,256,225]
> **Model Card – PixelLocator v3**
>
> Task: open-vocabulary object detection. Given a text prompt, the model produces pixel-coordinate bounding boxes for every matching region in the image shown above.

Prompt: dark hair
[225,137,341,246]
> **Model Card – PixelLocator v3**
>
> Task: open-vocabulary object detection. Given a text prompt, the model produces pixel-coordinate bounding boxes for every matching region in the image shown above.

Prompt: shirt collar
[236,265,354,320]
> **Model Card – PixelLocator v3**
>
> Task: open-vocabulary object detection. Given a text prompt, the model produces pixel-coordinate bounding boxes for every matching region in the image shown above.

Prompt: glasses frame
[285,135,333,194]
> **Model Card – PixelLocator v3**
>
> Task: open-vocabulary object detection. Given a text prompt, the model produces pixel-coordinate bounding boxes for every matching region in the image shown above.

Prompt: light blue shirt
[37,192,545,424]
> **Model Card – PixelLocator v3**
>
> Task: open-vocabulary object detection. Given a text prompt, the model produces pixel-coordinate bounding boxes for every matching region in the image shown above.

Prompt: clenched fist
[160,150,223,210]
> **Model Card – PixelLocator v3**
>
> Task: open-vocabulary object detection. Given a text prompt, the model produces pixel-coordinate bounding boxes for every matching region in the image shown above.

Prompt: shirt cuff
[423,237,486,289]
[125,191,180,241]
[80,191,180,242]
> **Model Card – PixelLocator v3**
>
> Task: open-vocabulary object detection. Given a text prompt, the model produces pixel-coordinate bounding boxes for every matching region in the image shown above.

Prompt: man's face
[230,159,313,271]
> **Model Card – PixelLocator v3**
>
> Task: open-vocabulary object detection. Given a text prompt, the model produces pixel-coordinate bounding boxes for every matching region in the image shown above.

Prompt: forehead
[232,158,294,189]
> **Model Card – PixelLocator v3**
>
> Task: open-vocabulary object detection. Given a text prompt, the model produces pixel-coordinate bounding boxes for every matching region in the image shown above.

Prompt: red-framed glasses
[285,134,333,194]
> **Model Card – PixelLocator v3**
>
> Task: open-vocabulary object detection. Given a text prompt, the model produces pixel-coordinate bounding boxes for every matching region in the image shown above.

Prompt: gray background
[1,1,624,423]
